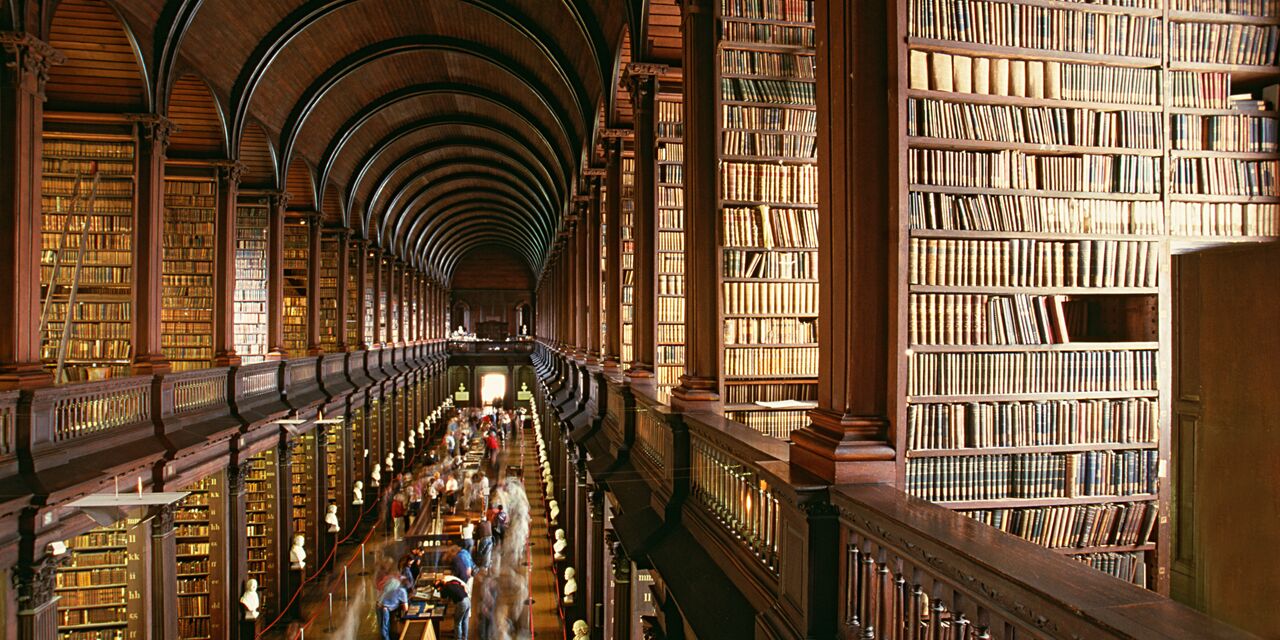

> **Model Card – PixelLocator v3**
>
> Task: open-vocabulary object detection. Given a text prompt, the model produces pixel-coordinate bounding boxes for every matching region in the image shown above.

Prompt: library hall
[0,0,1277,638]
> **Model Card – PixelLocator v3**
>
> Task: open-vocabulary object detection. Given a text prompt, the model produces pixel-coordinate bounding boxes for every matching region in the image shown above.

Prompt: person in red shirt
[484,430,500,465]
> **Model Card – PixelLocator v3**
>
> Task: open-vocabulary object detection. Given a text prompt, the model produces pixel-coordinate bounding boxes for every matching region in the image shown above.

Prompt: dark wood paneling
[238,121,276,188]
[167,74,225,158]
[45,0,147,111]
[284,156,315,210]
[451,245,534,290]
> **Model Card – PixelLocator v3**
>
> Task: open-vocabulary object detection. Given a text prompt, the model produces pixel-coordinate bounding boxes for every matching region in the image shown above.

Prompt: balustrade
[48,377,151,442]
[165,368,230,416]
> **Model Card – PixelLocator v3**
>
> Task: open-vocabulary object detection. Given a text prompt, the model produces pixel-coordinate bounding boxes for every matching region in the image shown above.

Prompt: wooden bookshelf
[234,202,270,364]
[175,473,227,639]
[716,0,819,438]
[368,396,383,468]
[290,432,318,566]
[656,91,687,394]
[895,0,1280,592]
[323,425,345,527]
[55,519,147,640]
[39,133,136,383]
[162,175,217,371]
[621,150,636,366]
[363,252,376,343]
[350,404,367,486]
[245,449,278,618]
[318,233,340,353]
[346,240,363,350]
[282,220,309,356]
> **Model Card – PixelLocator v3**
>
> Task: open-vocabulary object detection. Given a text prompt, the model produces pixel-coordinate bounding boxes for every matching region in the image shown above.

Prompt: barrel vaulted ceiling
[7,0,654,282]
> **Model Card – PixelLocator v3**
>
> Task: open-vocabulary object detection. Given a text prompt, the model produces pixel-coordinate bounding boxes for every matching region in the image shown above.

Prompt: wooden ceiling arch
[44,0,149,111]
[238,121,278,189]
[416,209,548,269]
[405,199,550,264]
[377,159,557,235]
[391,182,554,259]
[283,156,317,211]
[165,73,226,158]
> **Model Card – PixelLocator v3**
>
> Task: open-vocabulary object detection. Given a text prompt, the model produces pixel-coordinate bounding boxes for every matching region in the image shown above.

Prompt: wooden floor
[262,422,566,640]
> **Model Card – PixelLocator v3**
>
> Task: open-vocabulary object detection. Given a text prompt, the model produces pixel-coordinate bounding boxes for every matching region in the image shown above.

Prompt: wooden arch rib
[227,0,596,157]
[385,182,551,261]
[283,156,316,210]
[238,121,277,189]
[410,199,549,270]
[319,83,572,196]
[438,229,544,279]
[420,208,547,269]
[45,0,149,111]
[320,181,344,224]
[431,222,544,278]
[345,114,569,222]
[275,36,581,188]
[378,159,555,247]
[166,73,226,158]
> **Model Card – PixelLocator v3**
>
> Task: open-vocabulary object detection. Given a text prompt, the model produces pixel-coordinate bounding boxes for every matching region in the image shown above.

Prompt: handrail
[37,375,152,442]
[162,367,231,417]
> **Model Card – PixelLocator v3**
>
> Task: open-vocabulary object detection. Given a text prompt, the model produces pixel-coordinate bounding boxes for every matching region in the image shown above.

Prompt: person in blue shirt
[376,577,409,640]
[451,541,475,582]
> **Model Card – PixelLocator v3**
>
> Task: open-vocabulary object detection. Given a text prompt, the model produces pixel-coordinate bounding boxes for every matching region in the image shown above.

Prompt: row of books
[1171,114,1278,153]
[908,293,1092,346]
[722,104,817,131]
[722,130,817,158]
[721,162,818,203]
[724,346,818,376]
[659,164,683,185]
[721,78,815,106]
[907,2,1162,58]
[963,501,1157,549]
[40,212,131,233]
[905,398,1159,450]
[658,275,685,296]
[235,206,270,363]
[723,249,817,280]
[722,206,818,247]
[1169,157,1278,196]
[657,324,685,345]
[40,340,132,360]
[1169,0,1279,13]
[907,191,1166,234]
[659,188,685,211]
[41,158,133,176]
[725,409,809,440]
[44,322,128,341]
[658,141,684,162]
[722,22,814,47]
[44,139,135,160]
[43,176,134,197]
[39,266,133,288]
[41,248,132,265]
[905,449,1160,501]
[910,51,1160,105]
[57,567,127,587]
[723,317,817,345]
[721,49,815,79]
[909,148,1161,194]
[42,197,132,215]
[908,238,1161,288]
[721,0,813,22]
[42,302,132,321]
[659,231,684,252]
[1072,551,1147,587]
[722,281,818,315]
[723,381,816,404]
[907,349,1158,396]
[58,605,128,626]
[1169,201,1280,236]
[1168,22,1278,66]
[908,98,1166,149]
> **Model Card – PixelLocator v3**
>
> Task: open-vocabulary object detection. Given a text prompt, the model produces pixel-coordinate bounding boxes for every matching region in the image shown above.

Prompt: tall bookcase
[363,252,377,343]
[245,449,278,617]
[346,241,362,350]
[234,202,270,364]
[162,175,217,371]
[621,151,636,365]
[895,0,1279,592]
[282,221,309,356]
[323,426,345,527]
[318,233,340,353]
[350,405,367,485]
[656,90,687,395]
[55,519,147,640]
[175,473,227,639]
[290,432,318,566]
[40,132,137,383]
[716,0,820,439]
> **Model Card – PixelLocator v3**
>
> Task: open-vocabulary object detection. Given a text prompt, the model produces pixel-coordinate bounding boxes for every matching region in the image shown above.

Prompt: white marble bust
[240,578,260,620]
[553,528,568,560]
[572,620,589,639]
[353,480,365,506]
[325,504,340,533]
[371,463,382,487]
[562,567,577,605]
[548,500,560,525]
[289,535,307,570]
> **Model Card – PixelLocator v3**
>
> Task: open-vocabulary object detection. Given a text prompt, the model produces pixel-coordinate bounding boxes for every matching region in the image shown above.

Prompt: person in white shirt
[460,519,475,552]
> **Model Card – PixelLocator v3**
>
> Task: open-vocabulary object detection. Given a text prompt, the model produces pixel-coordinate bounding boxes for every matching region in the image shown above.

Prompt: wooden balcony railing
[447,339,536,354]
[49,376,151,442]
[0,390,17,457]
[689,432,781,573]
[165,367,230,417]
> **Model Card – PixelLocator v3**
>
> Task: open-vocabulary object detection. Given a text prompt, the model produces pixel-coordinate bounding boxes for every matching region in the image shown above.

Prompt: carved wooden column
[671,0,722,403]
[789,0,896,483]
[371,248,384,347]
[385,258,397,345]
[306,213,323,355]
[354,239,369,350]
[584,171,605,364]
[0,34,61,389]
[267,192,289,360]
[274,438,297,619]
[574,196,590,361]
[601,135,624,372]
[132,115,174,375]
[588,487,605,635]
[213,162,245,365]
[150,506,178,638]
[14,552,66,640]
[626,69,658,378]
[225,461,252,640]
[609,536,632,640]
[336,228,352,350]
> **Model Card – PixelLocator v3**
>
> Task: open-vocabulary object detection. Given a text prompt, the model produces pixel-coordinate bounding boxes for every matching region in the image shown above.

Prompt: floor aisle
[262,420,565,640]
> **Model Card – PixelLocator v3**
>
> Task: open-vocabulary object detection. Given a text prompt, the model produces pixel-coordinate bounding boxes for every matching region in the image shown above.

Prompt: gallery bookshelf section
[283,221,310,356]
[40,132,136,383]
[162,176,217,371]
[364,253,377,343]
[350,405,367,485]
[621,151,636,365]
[717,0,819,439]
[175,474,226,639]
[235,202,270,363]
[346,241,363,350]
[290,432,318,566]
[323,425,345,527]
[656,91,687,393]
[319,233,341,352]
[245,449,279,618]
[55,519,146,640]
[897,0,1280,592]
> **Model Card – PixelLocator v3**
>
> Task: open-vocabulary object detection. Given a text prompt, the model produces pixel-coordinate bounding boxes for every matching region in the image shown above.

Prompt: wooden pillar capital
[0,32,65,98]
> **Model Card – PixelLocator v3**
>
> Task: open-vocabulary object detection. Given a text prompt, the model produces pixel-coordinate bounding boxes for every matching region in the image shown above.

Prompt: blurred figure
[376,570,409,640]
[474,517,493,569]
[435,575,471,640]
